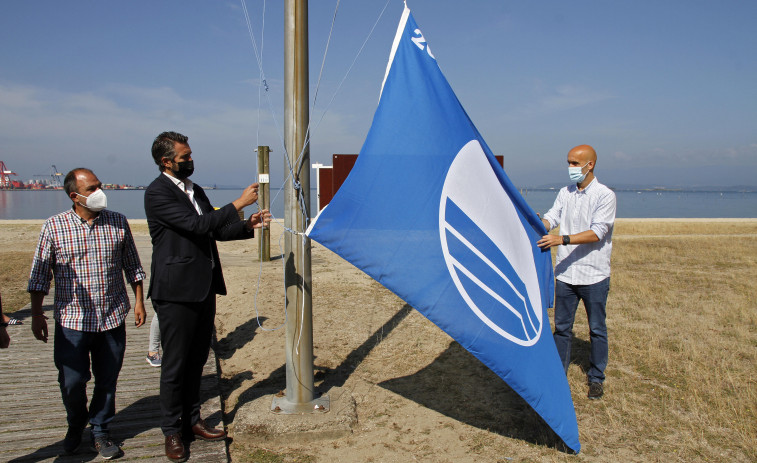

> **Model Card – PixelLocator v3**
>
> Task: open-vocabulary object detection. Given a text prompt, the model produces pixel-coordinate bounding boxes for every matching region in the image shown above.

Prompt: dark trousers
[153,294,216,436]
[553,277,610,384]
[53,323,126,438]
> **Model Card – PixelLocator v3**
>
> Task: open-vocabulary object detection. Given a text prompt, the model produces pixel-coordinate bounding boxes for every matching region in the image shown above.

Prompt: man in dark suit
[145,131,270,462]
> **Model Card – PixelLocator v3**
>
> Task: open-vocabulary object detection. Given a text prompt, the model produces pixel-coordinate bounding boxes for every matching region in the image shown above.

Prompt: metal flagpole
[274,0,328,414]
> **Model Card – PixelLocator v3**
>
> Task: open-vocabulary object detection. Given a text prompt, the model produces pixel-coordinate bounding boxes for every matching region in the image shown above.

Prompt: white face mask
[76,189,108,212]
[568,162,590,183]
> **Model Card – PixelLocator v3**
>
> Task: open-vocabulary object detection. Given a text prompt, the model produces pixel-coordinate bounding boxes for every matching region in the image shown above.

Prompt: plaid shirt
[27,208,146,332]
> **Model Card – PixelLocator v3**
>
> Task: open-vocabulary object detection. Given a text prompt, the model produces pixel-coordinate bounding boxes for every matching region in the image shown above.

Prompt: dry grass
[614,218,757,236]
[0,252,35,313]
[1,219,755,462]
[562,219,757,461]
[0,224,41,313]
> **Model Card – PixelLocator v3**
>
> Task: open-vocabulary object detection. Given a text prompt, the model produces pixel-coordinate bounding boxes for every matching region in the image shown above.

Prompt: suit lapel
[193,184,214,215]
[158,174,197,212]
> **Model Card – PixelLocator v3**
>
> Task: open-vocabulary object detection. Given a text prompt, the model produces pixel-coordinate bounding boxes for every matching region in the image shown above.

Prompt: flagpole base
[232,388,355,445]
[271,393,330,414]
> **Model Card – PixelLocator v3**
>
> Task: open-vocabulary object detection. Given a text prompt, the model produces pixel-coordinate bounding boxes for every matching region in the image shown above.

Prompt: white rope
[263,0,343,349]
[308,0,393,140]
[288,0,393,224]
[310,0,341,128]
[294,0,342,181]
[237,0,393,340]
[245,0,392,227]
[295,209,307,354]
[240,0,287,333]
[239,0,294,218]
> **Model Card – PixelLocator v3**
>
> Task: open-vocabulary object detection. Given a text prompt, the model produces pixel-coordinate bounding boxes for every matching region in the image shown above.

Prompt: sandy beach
[1,218,755,462]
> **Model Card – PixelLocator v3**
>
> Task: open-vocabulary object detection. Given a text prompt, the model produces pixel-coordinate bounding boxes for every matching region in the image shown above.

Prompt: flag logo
[440,140,543,346]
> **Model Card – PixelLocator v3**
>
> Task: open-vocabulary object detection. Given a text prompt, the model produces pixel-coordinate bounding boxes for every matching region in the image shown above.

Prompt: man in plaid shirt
[28,168,146,459]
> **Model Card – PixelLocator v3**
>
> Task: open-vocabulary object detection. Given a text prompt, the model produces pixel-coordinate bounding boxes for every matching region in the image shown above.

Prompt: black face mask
[172,160,194,179]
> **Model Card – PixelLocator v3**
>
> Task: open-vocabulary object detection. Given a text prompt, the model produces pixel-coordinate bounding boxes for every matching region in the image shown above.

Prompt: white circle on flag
[439,140,543,346]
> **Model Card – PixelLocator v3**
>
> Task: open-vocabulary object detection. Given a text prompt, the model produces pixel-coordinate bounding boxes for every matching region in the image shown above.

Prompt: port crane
[34,165,64,188]
[0,161,18,188]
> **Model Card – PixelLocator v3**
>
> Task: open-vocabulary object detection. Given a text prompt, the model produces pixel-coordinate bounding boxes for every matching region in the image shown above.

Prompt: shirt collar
[163,171,194,192]
[576,177,598,194]
[67,207,101,226]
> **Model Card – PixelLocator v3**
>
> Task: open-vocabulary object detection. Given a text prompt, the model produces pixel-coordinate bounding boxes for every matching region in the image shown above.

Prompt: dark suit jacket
[144,174,254,302]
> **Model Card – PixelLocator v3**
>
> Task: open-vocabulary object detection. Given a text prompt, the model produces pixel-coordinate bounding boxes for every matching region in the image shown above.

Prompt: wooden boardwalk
[0,233,228,462]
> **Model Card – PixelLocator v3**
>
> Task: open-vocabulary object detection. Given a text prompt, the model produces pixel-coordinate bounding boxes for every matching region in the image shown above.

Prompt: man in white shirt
[537,144,616,400]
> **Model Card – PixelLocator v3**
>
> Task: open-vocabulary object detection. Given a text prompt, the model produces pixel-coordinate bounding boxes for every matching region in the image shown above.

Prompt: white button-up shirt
[542,178,616,285]
[163,172,203,215]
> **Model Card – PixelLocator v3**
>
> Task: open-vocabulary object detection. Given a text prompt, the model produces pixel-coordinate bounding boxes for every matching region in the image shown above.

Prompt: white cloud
[0,80,284,183]
[502,83,615,120]
[611,150,632,161]
[0,79,370,186]
[0,83,44,110]
[537,84,615,113]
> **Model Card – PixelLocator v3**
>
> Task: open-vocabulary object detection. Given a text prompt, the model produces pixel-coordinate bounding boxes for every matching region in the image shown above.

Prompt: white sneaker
[146,353,162,367]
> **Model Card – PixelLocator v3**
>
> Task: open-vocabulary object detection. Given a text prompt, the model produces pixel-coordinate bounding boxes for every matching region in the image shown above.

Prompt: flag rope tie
[284,227,304,236]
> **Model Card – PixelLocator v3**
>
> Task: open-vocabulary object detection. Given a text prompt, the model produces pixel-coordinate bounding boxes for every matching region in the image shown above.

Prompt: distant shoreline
[2,189,754,220]
[1,187,755,193]
[2,218,756,225]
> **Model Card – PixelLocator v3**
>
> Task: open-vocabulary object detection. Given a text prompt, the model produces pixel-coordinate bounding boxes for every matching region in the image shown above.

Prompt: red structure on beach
[312,154,358,212]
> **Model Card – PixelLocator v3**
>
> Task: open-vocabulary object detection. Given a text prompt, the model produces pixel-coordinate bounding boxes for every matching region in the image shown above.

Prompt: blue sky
[1,0,755,189]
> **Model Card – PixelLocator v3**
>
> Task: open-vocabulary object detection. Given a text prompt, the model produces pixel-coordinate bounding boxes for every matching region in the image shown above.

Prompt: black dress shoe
[165,433,187,462]
[191,419,226,441]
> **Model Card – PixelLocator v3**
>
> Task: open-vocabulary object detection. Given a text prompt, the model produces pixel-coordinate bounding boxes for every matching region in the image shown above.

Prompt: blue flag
[307,5,580,453]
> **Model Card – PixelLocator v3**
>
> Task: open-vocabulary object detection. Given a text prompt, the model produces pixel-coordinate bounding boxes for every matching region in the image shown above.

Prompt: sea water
[0,188,755,220]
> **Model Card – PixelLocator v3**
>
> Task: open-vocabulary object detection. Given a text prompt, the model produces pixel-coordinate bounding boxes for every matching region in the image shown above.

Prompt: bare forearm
[30,291,49,343]
[131,281,144,302]
[30,291,46,315]
[565,229,600,245]
[131,280,146,327]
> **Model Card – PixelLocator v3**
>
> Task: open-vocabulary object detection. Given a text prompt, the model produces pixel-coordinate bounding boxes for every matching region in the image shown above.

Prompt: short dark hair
[152,131,189,171]
[63,168,94,196]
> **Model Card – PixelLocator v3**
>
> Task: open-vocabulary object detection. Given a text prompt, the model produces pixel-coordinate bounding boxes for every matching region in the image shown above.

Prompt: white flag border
[379,5,411,100]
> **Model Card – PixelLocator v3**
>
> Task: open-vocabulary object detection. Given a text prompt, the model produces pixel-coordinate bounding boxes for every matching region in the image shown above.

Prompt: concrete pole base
[231,387,356,446]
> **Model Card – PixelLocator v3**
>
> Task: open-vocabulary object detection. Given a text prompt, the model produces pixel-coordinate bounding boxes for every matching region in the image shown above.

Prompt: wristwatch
[562,235,571,245]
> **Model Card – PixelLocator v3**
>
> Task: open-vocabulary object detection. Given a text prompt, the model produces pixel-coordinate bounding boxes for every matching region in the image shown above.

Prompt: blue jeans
[54,323,126,438]
[553,278,610,383]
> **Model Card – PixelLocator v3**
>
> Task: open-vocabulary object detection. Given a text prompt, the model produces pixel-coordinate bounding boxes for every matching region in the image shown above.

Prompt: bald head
[568,145,597,164]
[63,168,96,196]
